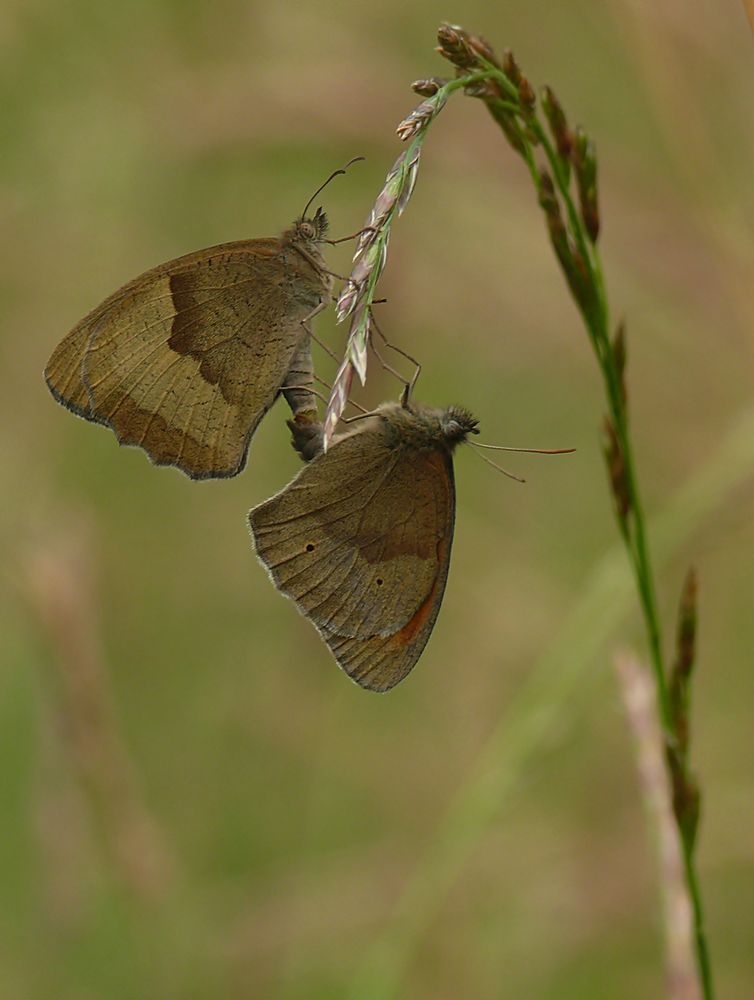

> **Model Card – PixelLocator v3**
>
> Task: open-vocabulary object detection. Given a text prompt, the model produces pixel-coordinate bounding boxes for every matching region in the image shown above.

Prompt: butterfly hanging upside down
[249,400,480,692]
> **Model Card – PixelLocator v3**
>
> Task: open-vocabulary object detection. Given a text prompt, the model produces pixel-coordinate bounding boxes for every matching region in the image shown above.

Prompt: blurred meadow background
[1,1,753,997]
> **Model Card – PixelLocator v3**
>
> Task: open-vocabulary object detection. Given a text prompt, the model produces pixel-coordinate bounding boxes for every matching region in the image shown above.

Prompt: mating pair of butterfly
[45,187,568,692]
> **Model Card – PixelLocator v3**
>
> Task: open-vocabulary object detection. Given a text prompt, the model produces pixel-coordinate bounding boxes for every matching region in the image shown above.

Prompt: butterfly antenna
[473,442,576,455]
[301,156,365,219]
[468,443,526,483]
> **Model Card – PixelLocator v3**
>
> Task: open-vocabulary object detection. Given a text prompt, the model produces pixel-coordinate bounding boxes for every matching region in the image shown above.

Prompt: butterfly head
[294,158,362,244]
[440,406,479,444]
[292,206,329,246]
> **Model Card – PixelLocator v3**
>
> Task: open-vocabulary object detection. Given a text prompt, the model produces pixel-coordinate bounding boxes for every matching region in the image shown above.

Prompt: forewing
[45,322,95,419]
[45,240,315,479]
[249,423,455,690]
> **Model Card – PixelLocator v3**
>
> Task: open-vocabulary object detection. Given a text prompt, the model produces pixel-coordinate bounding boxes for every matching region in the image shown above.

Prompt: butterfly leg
[369,339,409,393]
[299,301,331,347]
[293,245,348,283]
[301,300,380,395]
[320,266,348,282]
[298,300,344,368]
[300,299,328,330]
[308,330,340,365]
[367,308,422,401]
[324,225,377,246]
[280,381,368,416]
[340,410,377,425]
[280,383,329,407]
[327,283,390,312]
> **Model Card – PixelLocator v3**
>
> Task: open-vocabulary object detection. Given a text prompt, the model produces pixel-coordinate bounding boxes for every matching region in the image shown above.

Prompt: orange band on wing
[389,533,449,647]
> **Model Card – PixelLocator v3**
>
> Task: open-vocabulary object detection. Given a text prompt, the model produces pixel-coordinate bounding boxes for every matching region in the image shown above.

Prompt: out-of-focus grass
[1,2,752,998]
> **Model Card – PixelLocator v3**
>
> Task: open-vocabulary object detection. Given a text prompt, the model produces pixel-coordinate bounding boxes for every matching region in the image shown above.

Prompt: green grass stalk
[344,23,718,999]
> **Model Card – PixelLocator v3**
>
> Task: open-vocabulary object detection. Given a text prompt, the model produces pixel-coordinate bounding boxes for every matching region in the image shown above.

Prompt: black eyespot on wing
[306,543,315,552]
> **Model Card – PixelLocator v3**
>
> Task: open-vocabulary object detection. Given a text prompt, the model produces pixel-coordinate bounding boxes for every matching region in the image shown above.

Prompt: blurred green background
[1,1,752,997]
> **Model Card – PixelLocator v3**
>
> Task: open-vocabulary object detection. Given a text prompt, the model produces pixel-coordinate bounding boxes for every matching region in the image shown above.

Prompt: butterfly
[44,206,333,479]
[249,400,479,691]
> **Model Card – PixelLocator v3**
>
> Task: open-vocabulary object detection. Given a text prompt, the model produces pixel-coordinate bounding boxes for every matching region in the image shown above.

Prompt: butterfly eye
[299,221,316,240]
[445,419,461,437]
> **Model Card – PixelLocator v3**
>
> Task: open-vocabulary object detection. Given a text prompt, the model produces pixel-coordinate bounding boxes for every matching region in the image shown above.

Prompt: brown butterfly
[248,400,479,692]
[43,175,356,479]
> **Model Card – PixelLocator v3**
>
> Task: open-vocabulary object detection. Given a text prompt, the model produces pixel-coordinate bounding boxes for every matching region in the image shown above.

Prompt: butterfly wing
[45,319,96,419]
[44,239,327,479]
[249,419,456,691]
